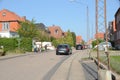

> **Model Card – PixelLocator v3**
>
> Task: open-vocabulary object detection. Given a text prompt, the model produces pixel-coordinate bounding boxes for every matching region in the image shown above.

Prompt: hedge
[0,38,32,53]
[20,38,32,52]
[0,38,17,52]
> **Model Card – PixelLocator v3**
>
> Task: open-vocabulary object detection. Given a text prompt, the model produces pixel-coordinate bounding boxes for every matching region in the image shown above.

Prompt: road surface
[0,49,98,80]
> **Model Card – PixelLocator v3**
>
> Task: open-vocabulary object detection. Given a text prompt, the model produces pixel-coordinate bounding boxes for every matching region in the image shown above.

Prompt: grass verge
[100,56,120,74]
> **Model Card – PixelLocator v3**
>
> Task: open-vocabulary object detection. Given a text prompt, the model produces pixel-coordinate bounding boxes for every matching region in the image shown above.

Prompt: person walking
[39,45,42,53]
[45,45,47,52]
[34,43,37,53]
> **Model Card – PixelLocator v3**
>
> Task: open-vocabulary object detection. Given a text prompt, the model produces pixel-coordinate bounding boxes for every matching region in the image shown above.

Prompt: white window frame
[2,22,10,31]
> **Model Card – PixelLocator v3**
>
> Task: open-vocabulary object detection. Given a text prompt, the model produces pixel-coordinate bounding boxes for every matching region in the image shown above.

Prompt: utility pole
[95,0,100,70]
[96,0,110,70]
[104,0,110,70]
[86,6,91,58]
[87,6,89,46]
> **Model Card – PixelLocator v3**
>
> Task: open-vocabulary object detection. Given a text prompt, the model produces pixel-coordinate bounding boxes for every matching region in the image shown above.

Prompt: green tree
[0,38,17,52]
[92,39,104,48]
[64,30,74,47]
[81,40,85,45]
[52,30,76,47]
[71,32,76,47]
[38,30,51,42]
[20,38,32,52]
[17,20,39,38]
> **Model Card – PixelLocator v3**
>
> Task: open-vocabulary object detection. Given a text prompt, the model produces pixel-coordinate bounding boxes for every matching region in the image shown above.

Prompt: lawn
[100,56,120,74]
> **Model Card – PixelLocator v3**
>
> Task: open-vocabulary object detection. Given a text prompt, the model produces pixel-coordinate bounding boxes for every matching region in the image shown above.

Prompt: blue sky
[0,0,119,41]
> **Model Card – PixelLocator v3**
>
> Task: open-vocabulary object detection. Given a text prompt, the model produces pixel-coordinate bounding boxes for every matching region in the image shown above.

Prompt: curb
[0,52,34,61]
[0,50,54,61]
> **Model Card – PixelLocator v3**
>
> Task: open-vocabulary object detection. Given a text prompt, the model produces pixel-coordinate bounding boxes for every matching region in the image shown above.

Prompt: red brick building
[108,20,116,47]
[114,8,120,49]
[95,32,104,40]
[48,25,64,39]
[0,9,26,38]
[76,36,82,44]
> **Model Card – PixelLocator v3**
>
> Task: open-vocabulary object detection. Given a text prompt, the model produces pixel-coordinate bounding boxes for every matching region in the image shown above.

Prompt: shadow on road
[81,60,98,80]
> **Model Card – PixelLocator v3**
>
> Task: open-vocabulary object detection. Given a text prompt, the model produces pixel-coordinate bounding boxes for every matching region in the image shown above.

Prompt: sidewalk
[50,53,86,80]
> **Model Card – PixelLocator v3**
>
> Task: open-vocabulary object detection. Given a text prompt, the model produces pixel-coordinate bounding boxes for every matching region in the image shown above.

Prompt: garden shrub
[0,38,32,55]
[20,38,32,52]
[0,38,17,52]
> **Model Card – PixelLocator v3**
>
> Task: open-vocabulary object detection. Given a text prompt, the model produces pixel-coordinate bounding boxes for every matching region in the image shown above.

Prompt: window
[2,22,10,31]
[55,29,58,34]
[2,12,6,16]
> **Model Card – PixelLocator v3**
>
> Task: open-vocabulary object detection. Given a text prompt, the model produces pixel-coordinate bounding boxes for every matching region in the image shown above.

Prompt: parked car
[56,44,72,55]
[114,45,120,50]
[76,44,83,50]
[94,42,112,50]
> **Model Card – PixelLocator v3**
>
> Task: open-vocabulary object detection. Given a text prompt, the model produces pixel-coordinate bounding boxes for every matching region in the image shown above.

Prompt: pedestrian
[36,44,40,53]
[39,45,42,52]
[37,44,41,53]
[45,45,47,52]
[34,43,37,53]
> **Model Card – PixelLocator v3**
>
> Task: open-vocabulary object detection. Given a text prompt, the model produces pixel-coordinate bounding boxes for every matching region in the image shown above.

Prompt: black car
[56,44,72,55]
[76,44,83,50]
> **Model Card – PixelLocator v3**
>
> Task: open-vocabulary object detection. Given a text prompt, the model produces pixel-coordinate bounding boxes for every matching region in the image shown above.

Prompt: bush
[0,38,17,52]
[0,46,5,56]
[0,38,32,55]
[92,39,104,48]
[20,38,32,52]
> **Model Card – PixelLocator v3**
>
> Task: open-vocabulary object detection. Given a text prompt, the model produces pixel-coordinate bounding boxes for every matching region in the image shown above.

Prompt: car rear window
[76,45,82,47]
[57,45,68,48]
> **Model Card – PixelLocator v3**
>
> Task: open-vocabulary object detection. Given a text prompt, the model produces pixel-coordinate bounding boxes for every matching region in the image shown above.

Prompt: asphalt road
[0,49,98,80]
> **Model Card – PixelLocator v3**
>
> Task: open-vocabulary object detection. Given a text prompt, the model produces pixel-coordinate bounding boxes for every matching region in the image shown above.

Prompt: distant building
[0,9,26,38]
[35,23,46,30]
[108,20,116,47]
[76,36,82,44]
[48,25,64,39]
[114,8,120,49]
[94,32,104,40]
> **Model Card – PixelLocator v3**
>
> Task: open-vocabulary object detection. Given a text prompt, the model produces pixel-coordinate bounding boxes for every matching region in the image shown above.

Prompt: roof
[48,25,63,32]
[95,32,104,39]
[0,9,26,32]
[76,36,82,44]
[48,25,63,38]
[76,36,82,40]
[115,8,120,17]
[0,9,25,22]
